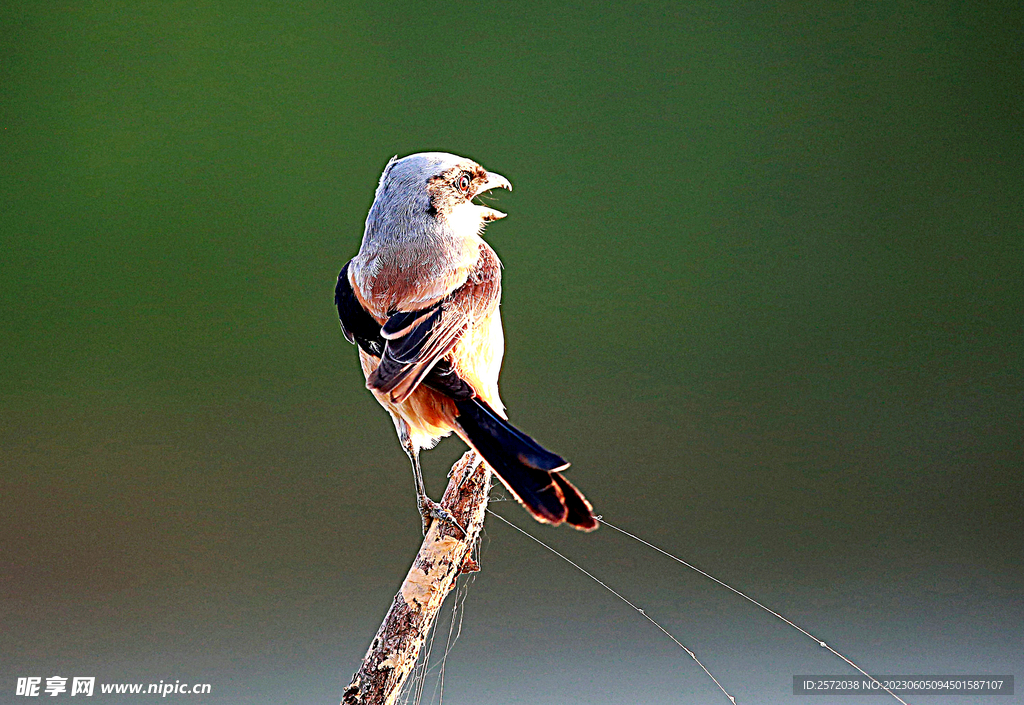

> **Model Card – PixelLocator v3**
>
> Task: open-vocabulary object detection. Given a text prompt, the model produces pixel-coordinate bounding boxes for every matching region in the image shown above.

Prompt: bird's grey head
[362,152,512,252]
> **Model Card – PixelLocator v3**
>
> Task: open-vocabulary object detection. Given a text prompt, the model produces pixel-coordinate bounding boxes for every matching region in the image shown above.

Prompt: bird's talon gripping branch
[418,496,466,538]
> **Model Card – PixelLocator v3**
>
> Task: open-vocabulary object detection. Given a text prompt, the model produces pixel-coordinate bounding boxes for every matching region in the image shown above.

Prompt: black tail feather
[454,397,597,531]
[553,472,599,531]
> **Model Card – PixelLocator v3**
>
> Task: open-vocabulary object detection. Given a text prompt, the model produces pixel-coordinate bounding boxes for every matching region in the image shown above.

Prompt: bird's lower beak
[477,171,512,221]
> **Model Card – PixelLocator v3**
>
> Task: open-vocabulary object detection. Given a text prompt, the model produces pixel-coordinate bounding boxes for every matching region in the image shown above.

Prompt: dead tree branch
[342,451,491,705]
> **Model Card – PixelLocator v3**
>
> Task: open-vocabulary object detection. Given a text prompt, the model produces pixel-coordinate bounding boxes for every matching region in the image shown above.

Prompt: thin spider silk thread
[595,516,909,705]
[487,508,911,705]
[433,572,473,705]
[486,509,737,704]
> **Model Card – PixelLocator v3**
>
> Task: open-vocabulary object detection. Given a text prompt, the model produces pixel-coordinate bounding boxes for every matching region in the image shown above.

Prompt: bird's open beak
[476,171,512,222]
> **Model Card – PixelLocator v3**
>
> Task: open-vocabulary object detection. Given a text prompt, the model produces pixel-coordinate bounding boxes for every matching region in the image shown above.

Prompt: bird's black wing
[369,305,465,404]
[335,262,384,358]
[334,262,473,400]
[367,245,501,404]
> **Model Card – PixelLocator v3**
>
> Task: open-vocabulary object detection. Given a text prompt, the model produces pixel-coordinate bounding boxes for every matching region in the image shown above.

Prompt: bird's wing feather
[381,307,440,340]
[336,260,478,401]
[335,262,384,357]
[368,244,501,403]
[370,308,464,403]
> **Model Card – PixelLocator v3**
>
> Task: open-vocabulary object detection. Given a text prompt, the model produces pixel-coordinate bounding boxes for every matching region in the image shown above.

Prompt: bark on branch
[342,451,491,705]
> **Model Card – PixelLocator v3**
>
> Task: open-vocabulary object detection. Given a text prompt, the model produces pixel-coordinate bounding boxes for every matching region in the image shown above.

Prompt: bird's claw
[418,496,466,538]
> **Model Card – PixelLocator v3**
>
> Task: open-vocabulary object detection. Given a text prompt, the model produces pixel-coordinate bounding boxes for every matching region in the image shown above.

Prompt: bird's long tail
[453,397,597,531]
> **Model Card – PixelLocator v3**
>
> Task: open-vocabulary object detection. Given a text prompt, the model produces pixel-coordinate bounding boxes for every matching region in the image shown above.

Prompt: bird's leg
[401,437,466,539]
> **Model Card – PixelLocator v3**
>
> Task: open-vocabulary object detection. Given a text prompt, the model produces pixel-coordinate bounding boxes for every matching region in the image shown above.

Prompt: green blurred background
[2,1,1021,703]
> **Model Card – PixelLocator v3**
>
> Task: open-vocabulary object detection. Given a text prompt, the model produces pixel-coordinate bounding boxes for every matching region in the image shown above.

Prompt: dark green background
[2,1,1021,703]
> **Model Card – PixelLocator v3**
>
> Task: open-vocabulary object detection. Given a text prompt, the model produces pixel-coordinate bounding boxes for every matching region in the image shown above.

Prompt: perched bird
[335,152,597,534]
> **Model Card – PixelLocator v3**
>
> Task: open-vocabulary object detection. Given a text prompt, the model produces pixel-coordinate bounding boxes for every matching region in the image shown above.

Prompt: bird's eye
[456,173,472,194]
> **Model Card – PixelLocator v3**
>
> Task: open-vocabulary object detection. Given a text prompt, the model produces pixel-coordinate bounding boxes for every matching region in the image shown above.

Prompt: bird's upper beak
[481,171,512,194]
[476,171,512,222]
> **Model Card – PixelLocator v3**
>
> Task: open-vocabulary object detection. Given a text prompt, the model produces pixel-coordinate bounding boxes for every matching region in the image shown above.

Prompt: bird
[335,152,597,535]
